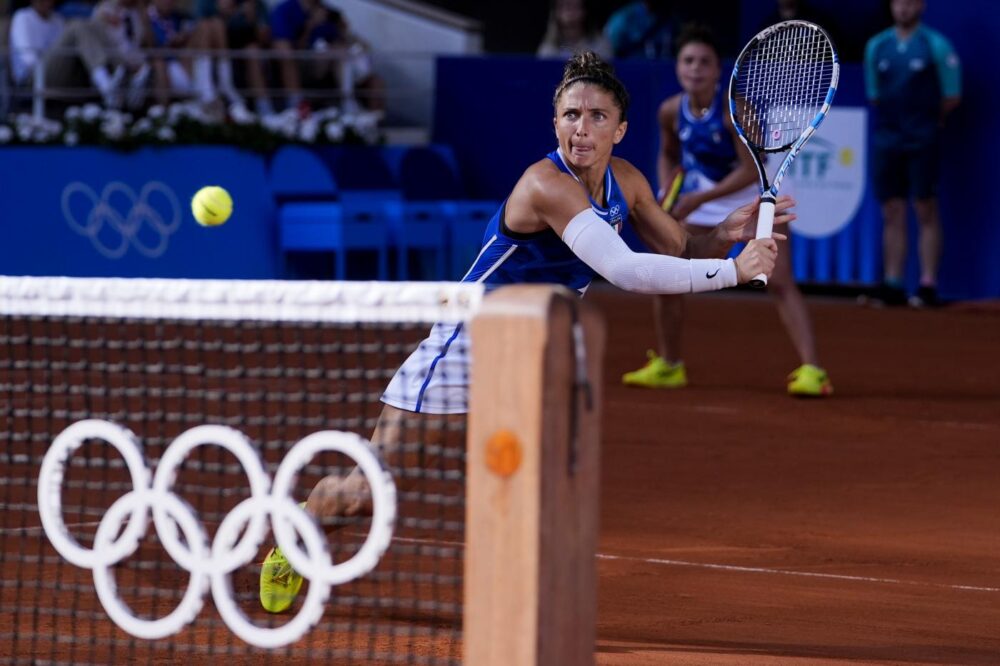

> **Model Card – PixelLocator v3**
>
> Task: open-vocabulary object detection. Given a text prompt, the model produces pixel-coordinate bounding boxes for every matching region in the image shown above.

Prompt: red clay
[591,287,1000,665]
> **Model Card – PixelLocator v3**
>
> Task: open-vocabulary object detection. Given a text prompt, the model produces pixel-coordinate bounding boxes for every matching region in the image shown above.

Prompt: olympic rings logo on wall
[37,420,397,649]
[61,182,182,259]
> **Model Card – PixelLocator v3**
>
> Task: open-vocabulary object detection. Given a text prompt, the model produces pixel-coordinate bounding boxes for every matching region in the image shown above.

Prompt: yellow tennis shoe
[787,364,833,397]
[622,351,687,389]
[259,546,303,613]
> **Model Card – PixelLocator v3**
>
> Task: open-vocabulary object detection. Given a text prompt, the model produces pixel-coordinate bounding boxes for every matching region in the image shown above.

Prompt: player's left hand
[719,195,795,243]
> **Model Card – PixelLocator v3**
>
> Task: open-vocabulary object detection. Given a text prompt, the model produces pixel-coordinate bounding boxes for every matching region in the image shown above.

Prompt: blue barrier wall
[434,56,998,300]
[0,147,279,279]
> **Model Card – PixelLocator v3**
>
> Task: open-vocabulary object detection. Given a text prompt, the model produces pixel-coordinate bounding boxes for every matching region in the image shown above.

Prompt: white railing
[6,45,443,127]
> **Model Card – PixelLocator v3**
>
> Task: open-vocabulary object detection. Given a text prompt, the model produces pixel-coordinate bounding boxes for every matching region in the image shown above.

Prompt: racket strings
[734,23,836,150]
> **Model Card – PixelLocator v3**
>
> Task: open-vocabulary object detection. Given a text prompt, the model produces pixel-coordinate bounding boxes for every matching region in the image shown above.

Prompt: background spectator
[269,0,381,115]
[758,0,860,61]
[43,0,150,109]
[195,0,273,116]
[537,0,611,60]
[864,0,960,307]
[603,0,676,59]
[9,0,64,87]
[148,0,245,113]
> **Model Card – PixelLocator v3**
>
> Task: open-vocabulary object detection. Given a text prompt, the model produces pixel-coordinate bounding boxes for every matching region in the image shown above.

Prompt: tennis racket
[729,20,839,287]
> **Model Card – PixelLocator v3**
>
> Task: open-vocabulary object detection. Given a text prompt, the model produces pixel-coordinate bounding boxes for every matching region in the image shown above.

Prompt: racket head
[728,20,839,154]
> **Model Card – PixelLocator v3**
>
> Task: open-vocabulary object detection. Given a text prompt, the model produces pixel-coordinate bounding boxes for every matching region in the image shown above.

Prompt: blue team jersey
[864,25,961,149]
[677,88,738,189]
[460,148,629,294]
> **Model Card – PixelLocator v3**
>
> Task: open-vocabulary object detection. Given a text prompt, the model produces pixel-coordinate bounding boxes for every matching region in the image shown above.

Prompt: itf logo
[783,107,867,239]
[61,181,182,259]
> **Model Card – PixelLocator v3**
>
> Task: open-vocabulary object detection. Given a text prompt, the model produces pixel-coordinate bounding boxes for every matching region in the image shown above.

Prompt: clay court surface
[3,287,999,664]
[590,287,1000,665]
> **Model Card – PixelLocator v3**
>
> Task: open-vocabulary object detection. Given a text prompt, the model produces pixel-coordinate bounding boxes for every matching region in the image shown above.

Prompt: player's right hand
[734,238,778,284]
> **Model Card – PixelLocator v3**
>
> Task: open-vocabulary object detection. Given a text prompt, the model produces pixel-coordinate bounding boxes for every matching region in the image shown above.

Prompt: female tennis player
[259,50,796,612]
[622,24,832,397]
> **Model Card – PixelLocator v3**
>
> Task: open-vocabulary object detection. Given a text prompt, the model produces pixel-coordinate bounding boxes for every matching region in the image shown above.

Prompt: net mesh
[731,21,838,151]
[0,276,484,665]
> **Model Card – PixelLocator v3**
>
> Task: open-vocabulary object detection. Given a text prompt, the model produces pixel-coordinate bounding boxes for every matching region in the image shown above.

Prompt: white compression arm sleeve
[561,209,738,294]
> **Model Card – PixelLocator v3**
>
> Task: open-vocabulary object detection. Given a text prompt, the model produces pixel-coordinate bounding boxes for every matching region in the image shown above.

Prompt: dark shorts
[872,142,940,202]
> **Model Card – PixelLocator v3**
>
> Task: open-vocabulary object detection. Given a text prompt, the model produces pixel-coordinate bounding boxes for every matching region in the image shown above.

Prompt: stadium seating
[270,145,389,280]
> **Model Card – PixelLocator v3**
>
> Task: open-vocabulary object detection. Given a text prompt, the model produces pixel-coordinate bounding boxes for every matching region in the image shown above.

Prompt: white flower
[148,105,166,119]
[101,109,123,123]
[324,121,344,142]
[63,130,79,146]
[0,126,13,143]
[132,117,153,134]
[312,106,340,122]
[82,104,102,122]
[100,119,125,140]
[261,112,285,133]
[65,106,82,121]
[17,125,31,141]
[299,118,320,143]
[167,102,185,124]
[156,126,176,142]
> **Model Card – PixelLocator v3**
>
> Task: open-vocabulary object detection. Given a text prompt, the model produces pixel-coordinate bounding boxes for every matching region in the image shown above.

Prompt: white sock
[91,66,114,94]
[193,56,216,103]
[215,59,243,106]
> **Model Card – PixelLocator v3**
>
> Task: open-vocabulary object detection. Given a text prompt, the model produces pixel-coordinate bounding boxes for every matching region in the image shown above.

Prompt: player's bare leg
[653,293,684,366]
[263,404,463,612]
[769,230,818,366]
[769,229,832,396]
[306,404,410,521]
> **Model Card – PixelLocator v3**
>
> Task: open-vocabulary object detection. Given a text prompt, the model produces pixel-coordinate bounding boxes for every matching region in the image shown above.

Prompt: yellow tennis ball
[191,186,232,226]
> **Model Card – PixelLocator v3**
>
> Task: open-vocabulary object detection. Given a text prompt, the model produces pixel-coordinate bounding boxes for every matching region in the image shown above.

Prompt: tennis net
[0,275,602,666]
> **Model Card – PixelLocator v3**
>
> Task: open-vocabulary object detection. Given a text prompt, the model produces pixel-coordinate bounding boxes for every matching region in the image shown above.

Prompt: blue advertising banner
[0,147,279,279]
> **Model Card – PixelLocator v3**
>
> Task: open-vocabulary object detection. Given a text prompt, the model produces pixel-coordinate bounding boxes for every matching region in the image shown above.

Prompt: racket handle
[749,196,776,289]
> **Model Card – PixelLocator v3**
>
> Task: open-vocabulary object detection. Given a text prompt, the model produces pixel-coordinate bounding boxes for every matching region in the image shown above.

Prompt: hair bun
[563,51,614,81]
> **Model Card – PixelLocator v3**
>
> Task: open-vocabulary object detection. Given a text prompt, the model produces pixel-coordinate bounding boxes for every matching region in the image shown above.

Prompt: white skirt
[380,322,471,414]
[683,170,760,227]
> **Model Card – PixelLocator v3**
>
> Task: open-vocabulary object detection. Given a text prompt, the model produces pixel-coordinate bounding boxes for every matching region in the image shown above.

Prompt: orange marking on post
[485,430,522,478]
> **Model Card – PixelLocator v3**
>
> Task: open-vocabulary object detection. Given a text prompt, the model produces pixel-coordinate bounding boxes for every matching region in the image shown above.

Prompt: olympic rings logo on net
[37,419,397,649]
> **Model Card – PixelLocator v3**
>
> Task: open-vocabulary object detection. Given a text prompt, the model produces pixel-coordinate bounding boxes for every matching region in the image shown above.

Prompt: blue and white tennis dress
[381,148,630,414]
[677,89,760,227]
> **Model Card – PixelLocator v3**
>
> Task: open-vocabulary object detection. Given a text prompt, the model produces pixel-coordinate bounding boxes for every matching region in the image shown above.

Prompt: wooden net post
[464,285,605,666]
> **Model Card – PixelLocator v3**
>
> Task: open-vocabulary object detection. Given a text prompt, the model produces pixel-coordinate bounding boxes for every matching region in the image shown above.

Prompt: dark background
[424,0,894,60]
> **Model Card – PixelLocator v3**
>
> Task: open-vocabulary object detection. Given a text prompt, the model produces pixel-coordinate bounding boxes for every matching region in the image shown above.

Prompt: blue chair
[450,201,498,279]
[394,146,464,280]
[269,145,389,280]
[321,145,446,281]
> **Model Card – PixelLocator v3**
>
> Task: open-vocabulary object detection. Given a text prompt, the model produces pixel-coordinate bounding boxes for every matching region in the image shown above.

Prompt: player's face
[891,0,924,27]
[676,42,720,97]
[553,84,627,170]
